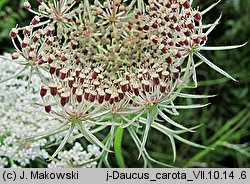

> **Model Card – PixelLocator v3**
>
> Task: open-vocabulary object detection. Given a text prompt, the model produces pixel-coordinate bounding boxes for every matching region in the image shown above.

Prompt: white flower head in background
[0,57,99,167]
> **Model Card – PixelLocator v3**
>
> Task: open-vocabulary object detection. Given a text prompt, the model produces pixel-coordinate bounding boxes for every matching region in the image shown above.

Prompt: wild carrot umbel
[0,0,245,167]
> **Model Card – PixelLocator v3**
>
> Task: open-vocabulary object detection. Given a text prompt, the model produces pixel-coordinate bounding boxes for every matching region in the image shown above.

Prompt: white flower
[48,142,100,168]
[0,157,8,168]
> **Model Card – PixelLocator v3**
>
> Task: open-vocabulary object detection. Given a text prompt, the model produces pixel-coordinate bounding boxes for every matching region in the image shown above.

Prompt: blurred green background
[0,0,249,167]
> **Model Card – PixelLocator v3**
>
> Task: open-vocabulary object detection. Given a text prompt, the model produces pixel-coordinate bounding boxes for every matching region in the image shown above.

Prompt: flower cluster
[48,142,100,168]
[3,0,243,166]
[0,157,8,168]
[0,55,99,167]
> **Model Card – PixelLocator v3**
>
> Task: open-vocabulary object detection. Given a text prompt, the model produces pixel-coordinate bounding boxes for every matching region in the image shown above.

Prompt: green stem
[114,127,126,168]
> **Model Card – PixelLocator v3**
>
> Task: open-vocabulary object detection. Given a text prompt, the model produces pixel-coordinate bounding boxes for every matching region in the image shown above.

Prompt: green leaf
[91,109,110,119]
[86,120,119,126]
[147,121,202,162]
[127,126,150,167]
[173,134,209,149]
[128,126,173,167]
[49,123,75,160]
[0,65,28,84]
[159,103,210,110]
[168,135,176,162]
[28,121,69,141]
[157,108,194,132]
[222,142,250,158]
[205,14,222,36]
[76,123,111,152]
[201,43,247,51]
[121,109,145,128]
[139,111,153,158]
[191,55,198,87]
[182,53,193,83]
[163,107,179,116]
[181,61,203,73]
[201,0,221,15]
[195,52,237,81]
[174,92,217,99]
[140,118,183,135]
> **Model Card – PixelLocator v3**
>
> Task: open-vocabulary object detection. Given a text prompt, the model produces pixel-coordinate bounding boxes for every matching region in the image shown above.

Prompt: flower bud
[33,33,40,42]
[151,35,158,44]
[79,73,85,84]
[167,39,174,46]
[23,26,31,35]
[49,83,58,96]
[48,54,55,63]
[162,70,170,81]
[84,89,90,100]
[75,68,81,77]
[61,53,69,62]
[11,52,19,60]
[60,92,70,106]
[38,57,45,65]
[193,11,202,21]
[72,83,78,94]
[193,34,201,44]
[29,44,36,51]
[45,104,51,113]
[38,5,45,12]
[92,68,100,79]
[10,28,18,38]
[46,26,54,36]
[120,81,129,92]
[105,89,112,101]
[24,1,31,10]
[76,88,83,103]
[56,66,61,76]
[71,40,78,50]
[108,96,114,104]
[88,91,97,102]
[93,80,100,89]
[118,89,125,100]
[160,82,167,93]
[21,37,29,48]
[181,0,190,9]
[199,33,207,42]
[152,73,160,85]
[46,37,54,45]
[40,85,48,97]
[60,68,68,80]
[142,80,150,93]
[32,16,40,25]
[156,68,163,78]
[143,69,150,80]
[132,83,140,96]
[161,40,167,46]
[97,90,105,104]
[152,22,158,29]
[172,69,180,79]
[186,20,194,30]
[68,77,74,88]
[49,64,56,74]
[143,25,150,31]
[113,92,119,103]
